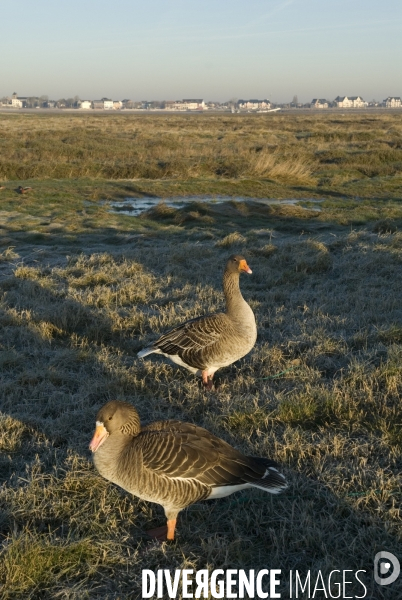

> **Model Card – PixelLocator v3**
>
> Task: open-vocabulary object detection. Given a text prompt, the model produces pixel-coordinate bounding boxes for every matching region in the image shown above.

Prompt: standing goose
[137,254,257,389]
[90,400,287,541]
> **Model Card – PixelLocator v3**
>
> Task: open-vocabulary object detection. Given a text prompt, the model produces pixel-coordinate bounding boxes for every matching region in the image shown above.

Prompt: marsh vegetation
[0,112,401,598]
[0,111,402,197]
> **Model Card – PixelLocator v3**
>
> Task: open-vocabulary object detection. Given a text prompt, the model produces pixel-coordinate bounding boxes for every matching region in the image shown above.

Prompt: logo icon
[374,551,400,586]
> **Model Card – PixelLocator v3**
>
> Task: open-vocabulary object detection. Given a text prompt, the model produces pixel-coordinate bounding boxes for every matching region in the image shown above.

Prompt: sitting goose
[137,254,257,389]
[90,400,287,541]
[16,185,33,194]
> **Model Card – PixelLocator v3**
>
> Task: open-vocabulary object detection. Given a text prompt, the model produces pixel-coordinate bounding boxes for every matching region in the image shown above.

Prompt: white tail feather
[137,347,159,358]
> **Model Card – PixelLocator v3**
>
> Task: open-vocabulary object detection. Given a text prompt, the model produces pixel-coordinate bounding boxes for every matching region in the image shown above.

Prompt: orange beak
[89,422,109,452]
[239,259,252,274]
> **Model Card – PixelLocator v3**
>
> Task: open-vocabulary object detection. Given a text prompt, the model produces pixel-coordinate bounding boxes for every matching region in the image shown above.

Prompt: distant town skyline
[2,0,401,103]
[4,93,401,111]
[0,92,402,112]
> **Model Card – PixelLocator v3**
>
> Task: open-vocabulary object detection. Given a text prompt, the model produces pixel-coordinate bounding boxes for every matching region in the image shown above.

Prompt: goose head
[226,254,252,275]
[89,400,141,452]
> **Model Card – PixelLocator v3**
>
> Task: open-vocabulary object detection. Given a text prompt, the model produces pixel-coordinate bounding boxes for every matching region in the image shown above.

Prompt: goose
[17,186,32,194]
[89,400,287,541]
[137,254,257,389]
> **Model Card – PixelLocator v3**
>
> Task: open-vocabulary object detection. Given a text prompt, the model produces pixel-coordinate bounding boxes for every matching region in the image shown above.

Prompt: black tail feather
[246,456,287,492]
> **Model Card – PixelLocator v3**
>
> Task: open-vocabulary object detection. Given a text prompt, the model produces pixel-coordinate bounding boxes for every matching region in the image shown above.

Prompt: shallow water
[107,196,321,216]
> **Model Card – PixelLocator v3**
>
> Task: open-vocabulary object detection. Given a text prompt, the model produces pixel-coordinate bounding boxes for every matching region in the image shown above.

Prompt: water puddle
[106,196,322,216]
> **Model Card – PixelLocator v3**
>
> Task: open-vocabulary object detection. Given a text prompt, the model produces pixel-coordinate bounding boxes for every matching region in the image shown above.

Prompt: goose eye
[108,416,112,421]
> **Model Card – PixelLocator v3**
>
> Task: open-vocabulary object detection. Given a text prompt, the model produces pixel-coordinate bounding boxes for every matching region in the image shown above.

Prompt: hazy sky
[2,0,401,102]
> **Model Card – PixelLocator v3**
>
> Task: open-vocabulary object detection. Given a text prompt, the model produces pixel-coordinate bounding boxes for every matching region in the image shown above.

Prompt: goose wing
[139,421,283,490]
[150,313,229,368]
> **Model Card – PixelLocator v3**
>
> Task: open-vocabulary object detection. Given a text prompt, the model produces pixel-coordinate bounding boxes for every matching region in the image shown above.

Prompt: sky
[1,0,401,103]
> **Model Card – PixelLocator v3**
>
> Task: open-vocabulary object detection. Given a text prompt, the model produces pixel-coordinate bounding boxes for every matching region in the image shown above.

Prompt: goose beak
[89,421,109,452]
[239,259,252,274]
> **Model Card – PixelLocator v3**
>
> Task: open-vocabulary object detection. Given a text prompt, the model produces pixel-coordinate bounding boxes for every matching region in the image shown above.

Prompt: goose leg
[167,518,177,540]
[146,518,177,542]
[202,371,214,390]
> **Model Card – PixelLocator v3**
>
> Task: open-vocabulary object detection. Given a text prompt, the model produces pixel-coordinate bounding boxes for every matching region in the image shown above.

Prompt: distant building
[334,95,367,108]
[147,100,164,110]
[237,99,271,111]
[311,98,329,109]
[122,99,140,109]
[93,98,113,110]
[384,96,401,108]
[165,100,204,111]
[113,100,123,110]
[79,100,92,110]
[182,99,205,110]
[165,101,186,111]
[11,92,27,108]
[349,96,367,108]
[334,96,353,108]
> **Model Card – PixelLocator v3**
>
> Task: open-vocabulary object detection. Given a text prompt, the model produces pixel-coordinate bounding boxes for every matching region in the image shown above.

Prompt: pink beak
[89,422,109,452]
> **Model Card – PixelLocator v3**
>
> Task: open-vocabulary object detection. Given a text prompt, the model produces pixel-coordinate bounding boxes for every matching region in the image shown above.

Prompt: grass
[0,111,402,200]
[0,111,401,598]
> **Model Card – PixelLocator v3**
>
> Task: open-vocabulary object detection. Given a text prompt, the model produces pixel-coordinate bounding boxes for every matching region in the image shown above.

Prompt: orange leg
[201,371,214,390]
[146,519,177,542]
[167,518,177,541]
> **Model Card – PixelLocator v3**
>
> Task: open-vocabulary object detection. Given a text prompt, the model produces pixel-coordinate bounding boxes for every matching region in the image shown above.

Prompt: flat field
[0,111,402,599]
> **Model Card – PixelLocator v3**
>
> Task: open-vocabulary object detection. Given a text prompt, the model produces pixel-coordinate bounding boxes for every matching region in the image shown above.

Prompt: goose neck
[223,270,245,314]
[95,431,129,463]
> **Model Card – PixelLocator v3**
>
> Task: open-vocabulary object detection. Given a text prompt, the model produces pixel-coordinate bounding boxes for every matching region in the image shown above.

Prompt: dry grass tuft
[141,201,178,220]
[0,247,19,262]
[266,238,333,278]
[253,243,278,257]
[215,231,247,248]
[251,149,315,183]
[174,210,215,225]
[373,219,398,234]
[293,239,333,273]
